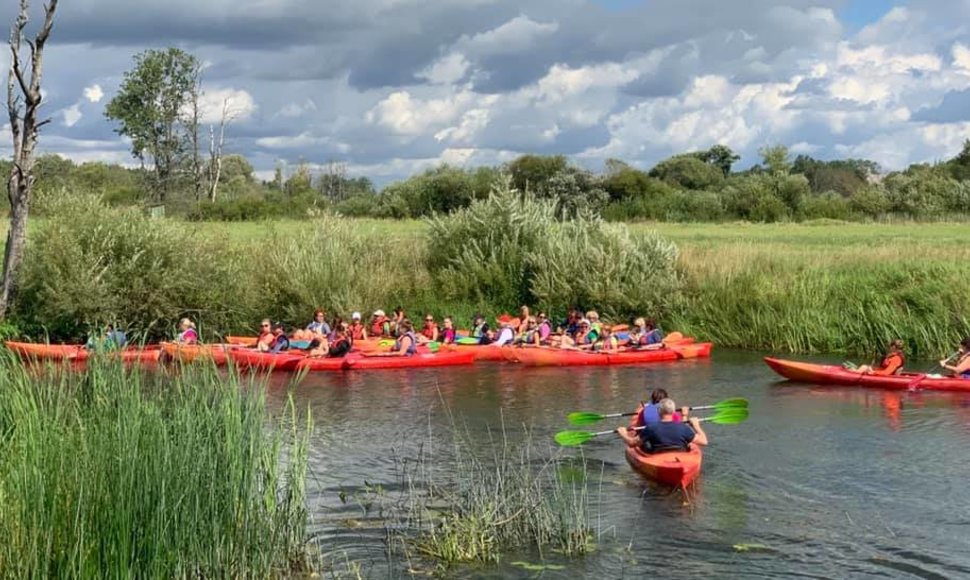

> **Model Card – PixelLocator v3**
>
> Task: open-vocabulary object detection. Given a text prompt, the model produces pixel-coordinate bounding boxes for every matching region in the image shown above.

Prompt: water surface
[266,351,970,578]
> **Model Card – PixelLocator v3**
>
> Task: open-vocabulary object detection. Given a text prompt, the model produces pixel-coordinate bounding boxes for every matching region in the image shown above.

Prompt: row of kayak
[765,357,970,392]
[3,339,712,371]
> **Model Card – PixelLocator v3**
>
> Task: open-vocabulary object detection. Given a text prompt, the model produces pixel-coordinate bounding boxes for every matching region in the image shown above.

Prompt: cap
[374,309,386,317]
[579,318,591,326]
[352,311,361,320]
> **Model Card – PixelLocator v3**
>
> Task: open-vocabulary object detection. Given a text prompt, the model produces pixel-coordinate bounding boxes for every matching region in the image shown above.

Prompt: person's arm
[432,327,439,342]
[688,417,708,446]
[943,356,970,375]
[386,336,411,356]
[615,426,641,447]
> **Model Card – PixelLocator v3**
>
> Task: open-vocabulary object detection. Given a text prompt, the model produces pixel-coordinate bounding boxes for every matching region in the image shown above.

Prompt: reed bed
[0,355,312,579]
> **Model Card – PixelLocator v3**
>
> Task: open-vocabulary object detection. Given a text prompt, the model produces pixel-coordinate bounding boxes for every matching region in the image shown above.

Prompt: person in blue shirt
[268,322,291,354]
[86,324,127,351]
[616,398,708,453]
[306,309,331,338]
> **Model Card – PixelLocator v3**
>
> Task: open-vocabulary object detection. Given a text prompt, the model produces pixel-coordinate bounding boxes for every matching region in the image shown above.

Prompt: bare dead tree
[208,98,236,202]
[0,0,58,318]
[320,160,347,201]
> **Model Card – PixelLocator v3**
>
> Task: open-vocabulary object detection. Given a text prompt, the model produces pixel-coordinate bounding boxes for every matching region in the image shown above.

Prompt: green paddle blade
[426,341,440,353]
[457,337,479,345]
[567,411,608,427]
[554,430,597,447]
[704,408,750,425]
[710,397,749,411]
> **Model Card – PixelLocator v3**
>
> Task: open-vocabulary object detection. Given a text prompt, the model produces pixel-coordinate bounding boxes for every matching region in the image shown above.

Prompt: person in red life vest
[348,312,368,341]
[370,310,391,337]
[439,317,457,344]
[255,319,274,352]
[327,324,353,358]
[854,339,905,375]
[419,313,439,343]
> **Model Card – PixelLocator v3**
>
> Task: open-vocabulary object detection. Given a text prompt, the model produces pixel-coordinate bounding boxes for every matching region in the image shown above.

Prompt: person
[379,318,417,357]
[559,308,582,336]
[471,314,491,345]
[491,320,515,346]
[268,322,291,354]
[633,388,684,427]
[419,314,439,343]
[941,337,970,378]
[305,334,330,358]
[348,312,368,341]
[176,318,198,344]
[515,317,538,346]
[391,307,406,336]
[438,317,457,345]
[616,398,708,453]
[854,339,905,375]
[256,319,274,352]
[594,325,620,352]
[328,316,344,341]
[328,325,353,358]
[572,319,599,349]
[515,305,531,332]
[370,310,391,338]
[86,324,127,351]
[306,310,331,339]
[586,311,602,335]
[536,312,552,345]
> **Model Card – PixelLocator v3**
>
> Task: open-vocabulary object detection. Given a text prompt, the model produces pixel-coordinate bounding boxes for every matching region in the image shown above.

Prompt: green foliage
[376,165,501,218]
[759,144,791,174]
[849,185,891,218]
[649,154,725,190]
[694,144,740,176]
[0,359,311,577]
[507,154,569,194]
[538,168,609,216]
[662,190,725,222]
[722,175,791,222]
[800,191,852,220]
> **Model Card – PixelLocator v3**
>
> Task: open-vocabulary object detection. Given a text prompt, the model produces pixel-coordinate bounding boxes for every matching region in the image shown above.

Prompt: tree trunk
[0,188,29,316]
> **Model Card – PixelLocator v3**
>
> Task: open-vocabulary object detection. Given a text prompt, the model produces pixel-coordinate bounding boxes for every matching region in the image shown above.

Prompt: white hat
[374,309,386,317]
[352,311,362,320]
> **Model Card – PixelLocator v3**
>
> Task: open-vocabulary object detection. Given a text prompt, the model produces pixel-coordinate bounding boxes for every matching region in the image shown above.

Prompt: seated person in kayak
[348,312,368,340]
[536,312,552,344]
[471,314,491,345]
[515,317,540,346]
[268,322,291,354]
[391,307,406,336]
[940,337,970,378]
[561,319,598,350]
[631,388,684,427]
[176,318,199,344]
[854,339,905,375]
[593,325,621,352]
[256,319,275,351]
[489,320,516,347]
[327,325,353,358]
[86,324,127,351]
[418,314,439,343]
[616,398,707,453]
[306,309,331,340]
[631,318,664,350]
[438,317,457,345]
[377,319,417,357]
[370,310,391,338]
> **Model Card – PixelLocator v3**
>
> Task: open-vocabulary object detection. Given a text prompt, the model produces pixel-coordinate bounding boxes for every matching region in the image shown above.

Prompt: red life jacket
[370,317,387,336]
[349,322,366,340]
[421,323,438,340]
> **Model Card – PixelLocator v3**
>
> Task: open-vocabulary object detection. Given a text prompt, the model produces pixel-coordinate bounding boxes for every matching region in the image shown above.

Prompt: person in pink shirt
[177,318,199,344]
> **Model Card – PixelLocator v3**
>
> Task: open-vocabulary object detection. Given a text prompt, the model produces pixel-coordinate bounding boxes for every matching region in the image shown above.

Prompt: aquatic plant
[0,356,312,578]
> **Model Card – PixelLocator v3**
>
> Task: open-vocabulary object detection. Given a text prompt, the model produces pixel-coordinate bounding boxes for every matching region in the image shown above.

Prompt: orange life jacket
[349,322,366,340]
[421,323,438,340]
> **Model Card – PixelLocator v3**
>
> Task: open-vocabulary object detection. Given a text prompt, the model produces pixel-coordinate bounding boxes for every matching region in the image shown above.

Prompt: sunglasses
[261,324,270,328]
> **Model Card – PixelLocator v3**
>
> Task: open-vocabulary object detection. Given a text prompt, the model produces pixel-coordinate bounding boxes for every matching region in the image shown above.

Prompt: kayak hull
[624,444,703,489]
[509,345,702,366]
[228,349,304,371]
[5,341,160,364]
[161,342,230,366]
[455,344,515,362]
[295,356,348,371]
[344,351,476,370]
[764,357,970,392]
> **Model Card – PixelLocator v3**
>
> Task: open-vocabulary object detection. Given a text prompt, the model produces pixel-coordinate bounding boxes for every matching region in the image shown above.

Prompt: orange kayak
[343,350,476,370]
[161,342,231,365]
[226,335,258,347]
[624,444,703,488]
[670,342,713,359]
[509,346,694,366]
[5,341,160,364]
[765,357,970,392]
[454,344,516,362]
[294,356,348,371]
[228,349,304,371]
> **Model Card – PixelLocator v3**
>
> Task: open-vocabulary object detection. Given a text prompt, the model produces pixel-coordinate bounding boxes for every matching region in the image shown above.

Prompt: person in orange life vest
[255,319,274,352]
[348,311,368,341]
[419,313,439,343]
[855,339,905,375]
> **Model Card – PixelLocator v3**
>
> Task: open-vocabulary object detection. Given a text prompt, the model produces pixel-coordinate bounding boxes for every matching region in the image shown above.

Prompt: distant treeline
[16,140,970,222]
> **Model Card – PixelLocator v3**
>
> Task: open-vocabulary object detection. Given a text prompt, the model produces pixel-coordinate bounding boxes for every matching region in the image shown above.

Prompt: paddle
[907,351,960,391]
[554,408,750,447]
[567,397,748,427]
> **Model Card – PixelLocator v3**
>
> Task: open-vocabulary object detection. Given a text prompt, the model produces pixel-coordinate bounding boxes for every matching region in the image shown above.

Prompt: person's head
[260,318,272,333]
[313,309,325,322]
[334,324,346,336]
[373,309,386,319]
[520,305,530,316]
[538,312,547,323]
[658,398,677,417]
[527,316,537,327]
[634,317,646,329]
[394,307,405,317]
[352,311,362,322]
[179,318,195,331]
[650,388,669,405]
[888,339,904,352]
[272,322,285,335]
[424,313,435,326]
[601,325,612,335]
[644,318,656,331]
[586,311,599,323]
[332,315,343,327]
[961,337,970,353]
[399,318,413,332]
[443,317,453,328]
[474,313,484,325]
[578,319,591,332]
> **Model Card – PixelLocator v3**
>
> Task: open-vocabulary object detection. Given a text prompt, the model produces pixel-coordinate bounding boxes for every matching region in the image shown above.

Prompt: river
[264,350,970,578]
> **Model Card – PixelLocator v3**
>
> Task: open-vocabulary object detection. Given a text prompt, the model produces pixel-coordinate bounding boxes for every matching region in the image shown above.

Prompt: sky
[5,0,970,185]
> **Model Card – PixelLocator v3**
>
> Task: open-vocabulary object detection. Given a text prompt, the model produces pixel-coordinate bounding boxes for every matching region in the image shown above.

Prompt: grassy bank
[0,356,312,578]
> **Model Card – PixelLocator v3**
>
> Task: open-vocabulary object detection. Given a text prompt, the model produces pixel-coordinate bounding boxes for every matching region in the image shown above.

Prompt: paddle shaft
[587,415,721,438]
[590,403,736,420]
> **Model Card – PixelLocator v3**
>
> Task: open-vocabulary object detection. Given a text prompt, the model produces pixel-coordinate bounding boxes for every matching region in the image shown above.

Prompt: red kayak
[343,350,476,370]
[294,356,348,371]
[509,345,707,366]
[160,342,231,366]
[624,444,703,489]
[452,344,516,362]
[764,357,970,392]
[228,349,304,372]
[5,341,160,364]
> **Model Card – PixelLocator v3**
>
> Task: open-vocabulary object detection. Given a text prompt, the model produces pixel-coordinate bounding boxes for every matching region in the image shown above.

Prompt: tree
[759,145,791,174]
[696,144,740,176]
[0,0,59,319]
[948,139,970,181]
[105,48,201,203]
[649,154,724,190]
[507,155,569,194]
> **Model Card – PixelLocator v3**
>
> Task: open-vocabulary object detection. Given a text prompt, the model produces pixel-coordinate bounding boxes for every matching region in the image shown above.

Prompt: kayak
[624,444,703,489]
[670,342,713,359]
[509,346,697,366]
[228,349,304,372]
[294,356,348,372]
[604,349,682,365]
[454,343,516,362]
[764,357,970,392]
[226,335,257,347]
[343,350,476,370]
[5,341,160,364]
[160,342,231,366]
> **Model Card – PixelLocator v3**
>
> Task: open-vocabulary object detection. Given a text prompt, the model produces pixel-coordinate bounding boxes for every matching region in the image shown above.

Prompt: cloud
[197,88,257,124]
[62,104,82,127]
[83,84,104,103]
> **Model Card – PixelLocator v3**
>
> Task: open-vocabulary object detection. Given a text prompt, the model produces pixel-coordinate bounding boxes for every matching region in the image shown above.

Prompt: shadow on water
[255,351,970,578]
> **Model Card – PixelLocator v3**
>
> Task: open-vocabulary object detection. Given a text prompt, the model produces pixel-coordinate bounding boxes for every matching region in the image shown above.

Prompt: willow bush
[427,182,682,316]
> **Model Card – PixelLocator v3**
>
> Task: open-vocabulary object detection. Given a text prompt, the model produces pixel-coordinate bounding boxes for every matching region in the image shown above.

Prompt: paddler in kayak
[630,317,664,350]
[438,317,457,344]
[376,318,417,357]
[267,322,291,354]
[632,388,684,426]
[370,310,391,338]
[853,339,905,375]
[85,324,127,351]
[256,319,274,352]
[593,325,621,352]
[940,337,970,378]
[616,398,708,453]
[418,314,439,343]
[348,312,368,341]
[176,318,199,344]
[306,309,331,340]
[471,314,491,345]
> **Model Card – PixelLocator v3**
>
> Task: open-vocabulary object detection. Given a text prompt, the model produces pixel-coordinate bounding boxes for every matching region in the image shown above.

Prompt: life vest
[328,337,351,358]
[394,331,418,356]
[370,317,388,336]
[880,351,905,371]
[472,323,488,338]
[257,331,274,348]
[349,322,366,341]
[178,328,198,344]
[421,323,438,340]
[439,328,456,344]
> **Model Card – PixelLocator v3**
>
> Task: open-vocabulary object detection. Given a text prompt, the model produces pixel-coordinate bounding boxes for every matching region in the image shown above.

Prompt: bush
[649,155,725,190]
[800,192,852,221]
[722,175,790,222]
[662,190,724,222]
[849,185,891,218]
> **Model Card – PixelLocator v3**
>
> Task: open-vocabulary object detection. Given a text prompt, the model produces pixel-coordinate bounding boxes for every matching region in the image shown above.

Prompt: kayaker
[176,318,198,344]
[370,310,391,338]
[616,398,708,453]
[379,319,417,357]
[536,312,552,344]
[940,337,970,378]
[391,307,406,336]
[855,339,905,375]
[86,324,127,351]
[256,319,274,352]
[574,319,599,349]
[348,312,368,340]
[306,310,331,340]
[328,325,353,358]
[268,322,291,354]
[419,314,439,343]
[439,317,457,345]
[594,325,621,352]
[633,388,684,427]
[328,316,344,341]
[305,334,330,358]
[630,318,664,349]
[586,311,602,335]
[516,305,531,332]
[471,314,491,345]
[491,320,516,347]
[517,317,541,346]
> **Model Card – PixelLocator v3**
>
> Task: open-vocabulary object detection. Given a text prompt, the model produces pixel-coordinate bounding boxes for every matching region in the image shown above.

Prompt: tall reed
[0,355,312,578]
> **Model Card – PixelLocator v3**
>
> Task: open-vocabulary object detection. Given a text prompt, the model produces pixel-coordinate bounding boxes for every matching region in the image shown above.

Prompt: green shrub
[800,192,852,221]
[662,190,724,222]
[849,185,891,218]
